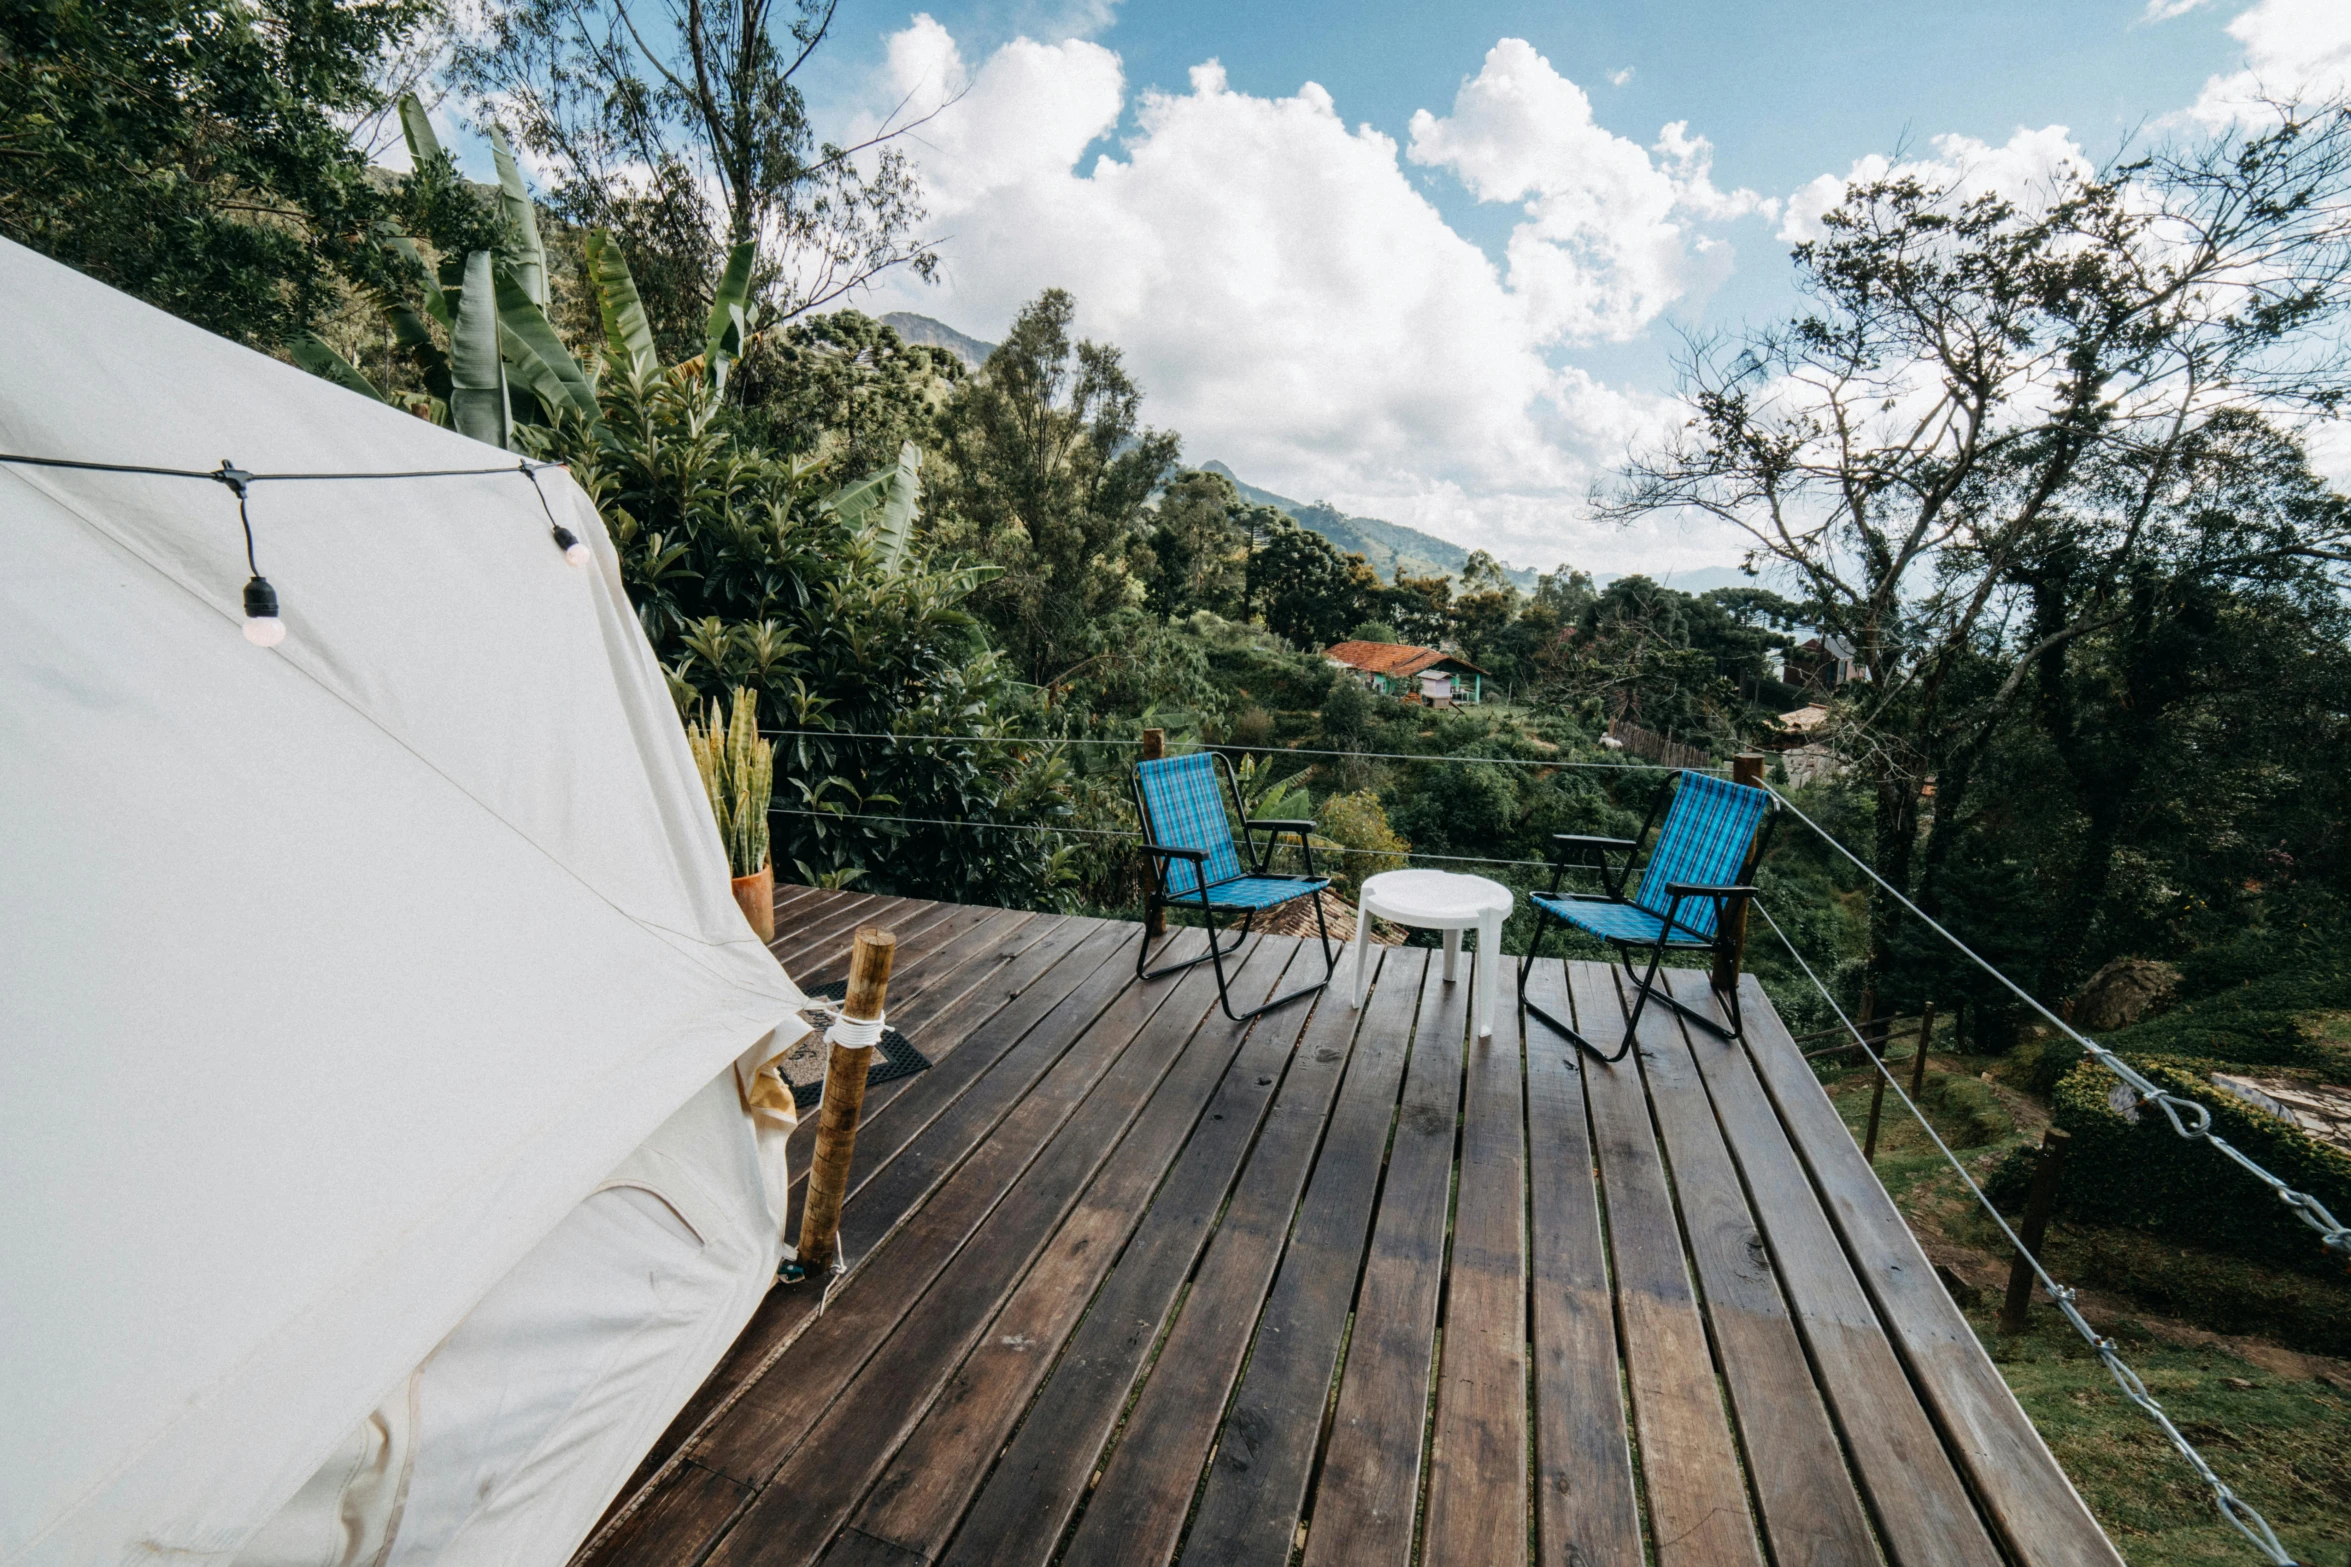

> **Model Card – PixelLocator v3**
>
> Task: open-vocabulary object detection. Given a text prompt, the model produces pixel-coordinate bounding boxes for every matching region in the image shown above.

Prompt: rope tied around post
[820,1008,887,1051]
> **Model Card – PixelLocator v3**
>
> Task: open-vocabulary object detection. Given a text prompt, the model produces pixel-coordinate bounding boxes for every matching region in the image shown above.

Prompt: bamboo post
[793,926,896,1278]
[2000,1128,2071,1333]
[1140,729,1166,940]
[1712,751,1767,998]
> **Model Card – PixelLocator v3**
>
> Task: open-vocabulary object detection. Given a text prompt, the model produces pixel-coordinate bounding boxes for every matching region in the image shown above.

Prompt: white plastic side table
[1348,868,1514,1037]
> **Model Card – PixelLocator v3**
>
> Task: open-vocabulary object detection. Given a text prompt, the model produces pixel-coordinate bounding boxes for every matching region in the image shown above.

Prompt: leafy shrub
[549,362,1070,904]
[1985,1055,2351,1276]
[1315,789,1409,900]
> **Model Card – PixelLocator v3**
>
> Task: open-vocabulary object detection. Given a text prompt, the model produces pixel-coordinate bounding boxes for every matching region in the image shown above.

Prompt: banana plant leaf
[491,263,597,421]
[448,250,512,449]
[289,334,388,403]
[488,126,549,310]
[823,441,924,572]
[584,230,658,377]
[398,93,444,171]
[702,240,758,390]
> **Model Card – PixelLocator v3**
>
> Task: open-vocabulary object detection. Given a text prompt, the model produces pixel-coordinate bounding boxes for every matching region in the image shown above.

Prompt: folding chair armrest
[1548,833,1636,897]
[1662,881,1757,898]
[1659,882,1759,943]
[1243,818,1319,878]
[1142,842,1209,863]
[1553,833,1637,853]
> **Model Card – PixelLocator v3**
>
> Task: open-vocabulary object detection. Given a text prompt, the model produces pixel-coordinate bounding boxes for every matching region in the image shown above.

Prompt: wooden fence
[1606,718,1713,770]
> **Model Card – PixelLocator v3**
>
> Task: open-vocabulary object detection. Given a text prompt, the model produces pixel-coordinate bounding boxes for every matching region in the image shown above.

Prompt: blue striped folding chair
[1133,752,1338,1021]
[1518,769,1774,1063]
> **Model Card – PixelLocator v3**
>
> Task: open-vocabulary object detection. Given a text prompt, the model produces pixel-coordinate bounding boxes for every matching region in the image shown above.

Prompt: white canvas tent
[0,238,812,1565]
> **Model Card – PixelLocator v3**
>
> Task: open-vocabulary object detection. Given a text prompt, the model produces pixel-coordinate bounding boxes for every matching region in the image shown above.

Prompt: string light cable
[1749,898,2302,1565]
[0,451,581,646]
[1762,783,2349,1261]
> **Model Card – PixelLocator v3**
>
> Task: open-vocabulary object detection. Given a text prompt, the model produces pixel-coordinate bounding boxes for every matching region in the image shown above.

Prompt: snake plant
[688,687,774,877]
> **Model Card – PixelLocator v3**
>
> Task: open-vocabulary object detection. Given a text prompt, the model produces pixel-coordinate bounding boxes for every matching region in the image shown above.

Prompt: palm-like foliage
[545,362,1071,903]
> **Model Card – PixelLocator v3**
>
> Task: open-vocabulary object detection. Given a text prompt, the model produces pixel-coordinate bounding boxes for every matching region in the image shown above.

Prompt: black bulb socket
[551,524,581,553]
[243,575,279,618]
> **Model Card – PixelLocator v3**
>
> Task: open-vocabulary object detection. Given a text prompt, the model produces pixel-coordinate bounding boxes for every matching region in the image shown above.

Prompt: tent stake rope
[1753,899,2302,1566]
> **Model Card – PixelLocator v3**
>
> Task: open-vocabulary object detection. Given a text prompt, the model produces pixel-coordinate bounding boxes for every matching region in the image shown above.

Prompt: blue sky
[769,0,2345,573]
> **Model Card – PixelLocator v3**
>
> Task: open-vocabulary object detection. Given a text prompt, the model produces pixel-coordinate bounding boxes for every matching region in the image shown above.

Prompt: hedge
[1985,1055,2351,1277]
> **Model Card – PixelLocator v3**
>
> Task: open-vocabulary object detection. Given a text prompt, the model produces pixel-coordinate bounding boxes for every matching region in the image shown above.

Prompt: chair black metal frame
[1517,771,1774,1065]
[1132,750,1339,1022]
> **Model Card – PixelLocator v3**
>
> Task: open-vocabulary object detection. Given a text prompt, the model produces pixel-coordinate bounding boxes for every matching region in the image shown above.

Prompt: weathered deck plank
[1572,961,1764,1567]
[1296,955,1467,1567]
[580,895,2125,1567]
[1663,968,2005,1567]
[1731,973,2126,1567]
[839,948,1339,1564]
[1520,958,1644,1567]
[703,941,1274,1566]
[1055,946,1363,1567]
[1178,947,1428,1567]
[1420,956,1528,1567]
[931,939,1311,1567]
[1624,966,1880,1567]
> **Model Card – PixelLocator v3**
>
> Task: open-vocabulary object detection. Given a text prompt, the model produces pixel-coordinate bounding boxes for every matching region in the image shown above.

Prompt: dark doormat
[778,980,932,1112]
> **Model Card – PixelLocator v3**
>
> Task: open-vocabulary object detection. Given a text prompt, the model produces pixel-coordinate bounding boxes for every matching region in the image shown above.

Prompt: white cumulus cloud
[1776,124,2093,244]
[1406,40,1771,343]
[856,20,1754,573]
[2175,0,2351,123]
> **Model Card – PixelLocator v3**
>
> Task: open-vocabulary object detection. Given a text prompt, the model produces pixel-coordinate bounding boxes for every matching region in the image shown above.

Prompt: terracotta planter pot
[730,861,775,944]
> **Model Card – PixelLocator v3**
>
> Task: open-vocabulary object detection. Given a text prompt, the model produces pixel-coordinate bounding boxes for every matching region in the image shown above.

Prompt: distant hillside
[1202,462,1541,590]
[865,339,1743,595]
[880,312,996,369]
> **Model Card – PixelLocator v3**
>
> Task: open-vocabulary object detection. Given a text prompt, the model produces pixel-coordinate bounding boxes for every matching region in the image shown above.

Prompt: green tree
[1449,550,1521,675]
[936,288,1181,681]
[1321,668,1372,747]
[1607,108,2351,1006]
[736,308,962,475]
[1248,512,1364,650]
[1146,468,1250,619]
[549,357,1071,902]
[1378,570,1454,646]
[0,0,449,346]
[451,0,936,354]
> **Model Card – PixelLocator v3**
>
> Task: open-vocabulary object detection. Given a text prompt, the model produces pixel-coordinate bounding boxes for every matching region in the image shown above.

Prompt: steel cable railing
[757,727,1717,773]
[1751,899,2303,1565]
[768,806,1555,870]
[1763,786,2348,1261]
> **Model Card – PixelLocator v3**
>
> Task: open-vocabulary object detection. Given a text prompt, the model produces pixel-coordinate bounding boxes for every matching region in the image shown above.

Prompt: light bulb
[241,575,286,647]
[552,524,591,566]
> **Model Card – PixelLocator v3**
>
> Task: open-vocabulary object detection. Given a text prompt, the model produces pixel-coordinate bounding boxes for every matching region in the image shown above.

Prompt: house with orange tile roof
[1324,640,1489,705]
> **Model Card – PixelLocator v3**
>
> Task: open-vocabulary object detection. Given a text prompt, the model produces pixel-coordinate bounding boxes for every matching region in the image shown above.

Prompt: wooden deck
[577,889,2124,1567]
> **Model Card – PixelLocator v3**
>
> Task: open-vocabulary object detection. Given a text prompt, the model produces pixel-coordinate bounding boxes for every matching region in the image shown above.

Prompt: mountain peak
[879,312,996,369]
